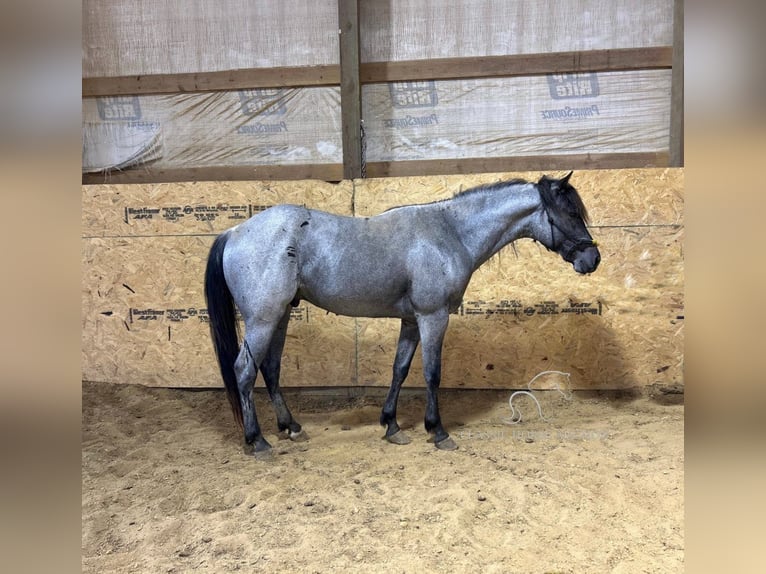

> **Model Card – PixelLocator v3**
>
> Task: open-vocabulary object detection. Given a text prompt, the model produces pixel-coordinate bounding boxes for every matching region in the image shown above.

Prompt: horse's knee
[392,363,411,383]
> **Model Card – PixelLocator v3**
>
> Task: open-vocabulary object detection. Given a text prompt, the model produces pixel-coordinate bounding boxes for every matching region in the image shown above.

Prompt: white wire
[505,370,572,425]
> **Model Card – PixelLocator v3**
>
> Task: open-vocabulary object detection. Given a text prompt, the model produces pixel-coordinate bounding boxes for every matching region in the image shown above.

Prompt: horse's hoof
[289,429,309,442]
[434,436,458,451]
[245,437,274,459]
[386,430,411,445]
[253,447,275,461]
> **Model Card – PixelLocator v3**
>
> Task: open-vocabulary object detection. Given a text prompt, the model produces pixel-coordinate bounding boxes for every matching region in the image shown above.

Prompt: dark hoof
[434,436,458,451]
[253,447,275,461]
[385,430,412,445]
[245,437,273,460]
[289,429,309,442]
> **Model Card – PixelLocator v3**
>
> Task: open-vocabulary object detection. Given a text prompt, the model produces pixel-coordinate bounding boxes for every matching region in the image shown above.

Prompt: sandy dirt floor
[82,381,683,573]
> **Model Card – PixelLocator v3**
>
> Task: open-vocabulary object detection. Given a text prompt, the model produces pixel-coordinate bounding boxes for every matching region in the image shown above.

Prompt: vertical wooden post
[669,0,684,166]
[338,0,362,179]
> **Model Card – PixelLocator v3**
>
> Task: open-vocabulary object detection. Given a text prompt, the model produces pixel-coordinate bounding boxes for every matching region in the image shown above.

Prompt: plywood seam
[83,233,219,240]
[591,224,682,229]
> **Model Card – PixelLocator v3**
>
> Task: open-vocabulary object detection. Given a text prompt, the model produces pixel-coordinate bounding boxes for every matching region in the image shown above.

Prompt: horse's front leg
[381,318,420,445]
[417,308,458,451]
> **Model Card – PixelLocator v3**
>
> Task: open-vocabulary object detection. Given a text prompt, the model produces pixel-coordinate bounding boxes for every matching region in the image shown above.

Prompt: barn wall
[82,1,340,77]
[359,0,673,61]
[82,0,679,181]
[82,89,343,173]
[81,168,683,390]
[361,70,671,164]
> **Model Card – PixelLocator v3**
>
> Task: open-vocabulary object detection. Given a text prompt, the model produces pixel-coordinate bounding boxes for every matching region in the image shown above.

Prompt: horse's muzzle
[572,245,601,274]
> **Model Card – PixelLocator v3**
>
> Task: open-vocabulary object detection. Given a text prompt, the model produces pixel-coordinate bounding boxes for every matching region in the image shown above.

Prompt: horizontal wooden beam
[82,153,668,184]
[360,47,672,84]
[364,153,670,178]
[82,65,341,97]
[82,164,344,185]
[82,47,672,98]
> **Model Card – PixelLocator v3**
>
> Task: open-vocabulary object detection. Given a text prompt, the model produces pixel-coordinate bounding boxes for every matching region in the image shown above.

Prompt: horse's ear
[560,171,573,186]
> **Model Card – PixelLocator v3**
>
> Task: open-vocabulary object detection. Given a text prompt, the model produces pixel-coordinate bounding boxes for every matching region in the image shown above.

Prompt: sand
[82,381,683,573]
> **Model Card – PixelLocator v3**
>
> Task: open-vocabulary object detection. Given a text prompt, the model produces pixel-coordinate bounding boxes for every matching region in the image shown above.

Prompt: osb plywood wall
[82,169,683,390]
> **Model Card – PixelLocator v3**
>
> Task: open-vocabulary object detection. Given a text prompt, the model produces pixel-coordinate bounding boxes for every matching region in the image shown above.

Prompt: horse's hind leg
[380,318,420,445]
[235,324,278,458]
[260,307,308,442]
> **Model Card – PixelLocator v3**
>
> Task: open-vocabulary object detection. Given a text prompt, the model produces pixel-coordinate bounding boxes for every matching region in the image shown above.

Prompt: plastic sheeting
[83,0,339,77]
[362,70,671,162]
[82,0,675,174]
[360,0,673,62]
[83,70,671,173]
[82,88,342,173]
[83,0,673,77]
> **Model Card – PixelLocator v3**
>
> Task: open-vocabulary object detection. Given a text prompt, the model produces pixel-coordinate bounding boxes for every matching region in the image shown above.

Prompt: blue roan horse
[204,172,600,457]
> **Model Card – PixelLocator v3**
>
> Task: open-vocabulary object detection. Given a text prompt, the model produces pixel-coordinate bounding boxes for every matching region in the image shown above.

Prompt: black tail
[204,231,243,427]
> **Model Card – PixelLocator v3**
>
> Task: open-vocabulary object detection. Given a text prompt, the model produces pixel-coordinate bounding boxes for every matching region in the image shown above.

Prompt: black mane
[455,176,589,224]
[453,178,530,199]
[383,178,532,213]
[387,176,589,224]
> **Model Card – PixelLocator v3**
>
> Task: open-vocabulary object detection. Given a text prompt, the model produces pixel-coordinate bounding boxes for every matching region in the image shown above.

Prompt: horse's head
[536,172,600,274]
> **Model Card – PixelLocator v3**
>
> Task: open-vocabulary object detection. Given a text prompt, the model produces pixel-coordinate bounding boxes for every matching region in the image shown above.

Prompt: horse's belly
[297,279,412,319]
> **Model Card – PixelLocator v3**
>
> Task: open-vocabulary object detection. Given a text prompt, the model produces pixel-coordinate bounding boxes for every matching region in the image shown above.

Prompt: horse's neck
[446,183,542,268]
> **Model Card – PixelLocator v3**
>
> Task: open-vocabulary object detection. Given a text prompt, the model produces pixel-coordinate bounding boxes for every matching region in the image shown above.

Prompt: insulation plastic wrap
[362,71,671,162]
[83,0,339,77]
[360,0,673,61]
[82,0,675,174]
[82,88,342,173]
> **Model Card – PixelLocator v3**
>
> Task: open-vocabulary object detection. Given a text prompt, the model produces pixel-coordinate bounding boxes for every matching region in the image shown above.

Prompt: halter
[545,209,598,260]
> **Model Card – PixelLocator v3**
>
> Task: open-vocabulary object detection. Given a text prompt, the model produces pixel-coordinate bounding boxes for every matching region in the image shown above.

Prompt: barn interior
[82,2,684,572]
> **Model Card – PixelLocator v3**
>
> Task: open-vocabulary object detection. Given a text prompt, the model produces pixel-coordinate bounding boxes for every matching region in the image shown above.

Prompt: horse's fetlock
[424,416,440,432]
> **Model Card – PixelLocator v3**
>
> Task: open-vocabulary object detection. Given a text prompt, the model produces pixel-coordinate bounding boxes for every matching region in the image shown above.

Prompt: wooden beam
[669,0,684,167]
[82,47,672,98]
[81,153,669,184]
[82,164,344,185]
[338,0,362,179]
[82,65,340,97]
[364,153,670,178]
[360,47,672,84]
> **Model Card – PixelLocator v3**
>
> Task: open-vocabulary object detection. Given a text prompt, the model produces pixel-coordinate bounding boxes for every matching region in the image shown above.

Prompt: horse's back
[221,202,470,319]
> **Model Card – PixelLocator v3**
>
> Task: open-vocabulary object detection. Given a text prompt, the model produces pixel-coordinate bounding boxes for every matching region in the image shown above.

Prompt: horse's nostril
[595,253,601,265]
